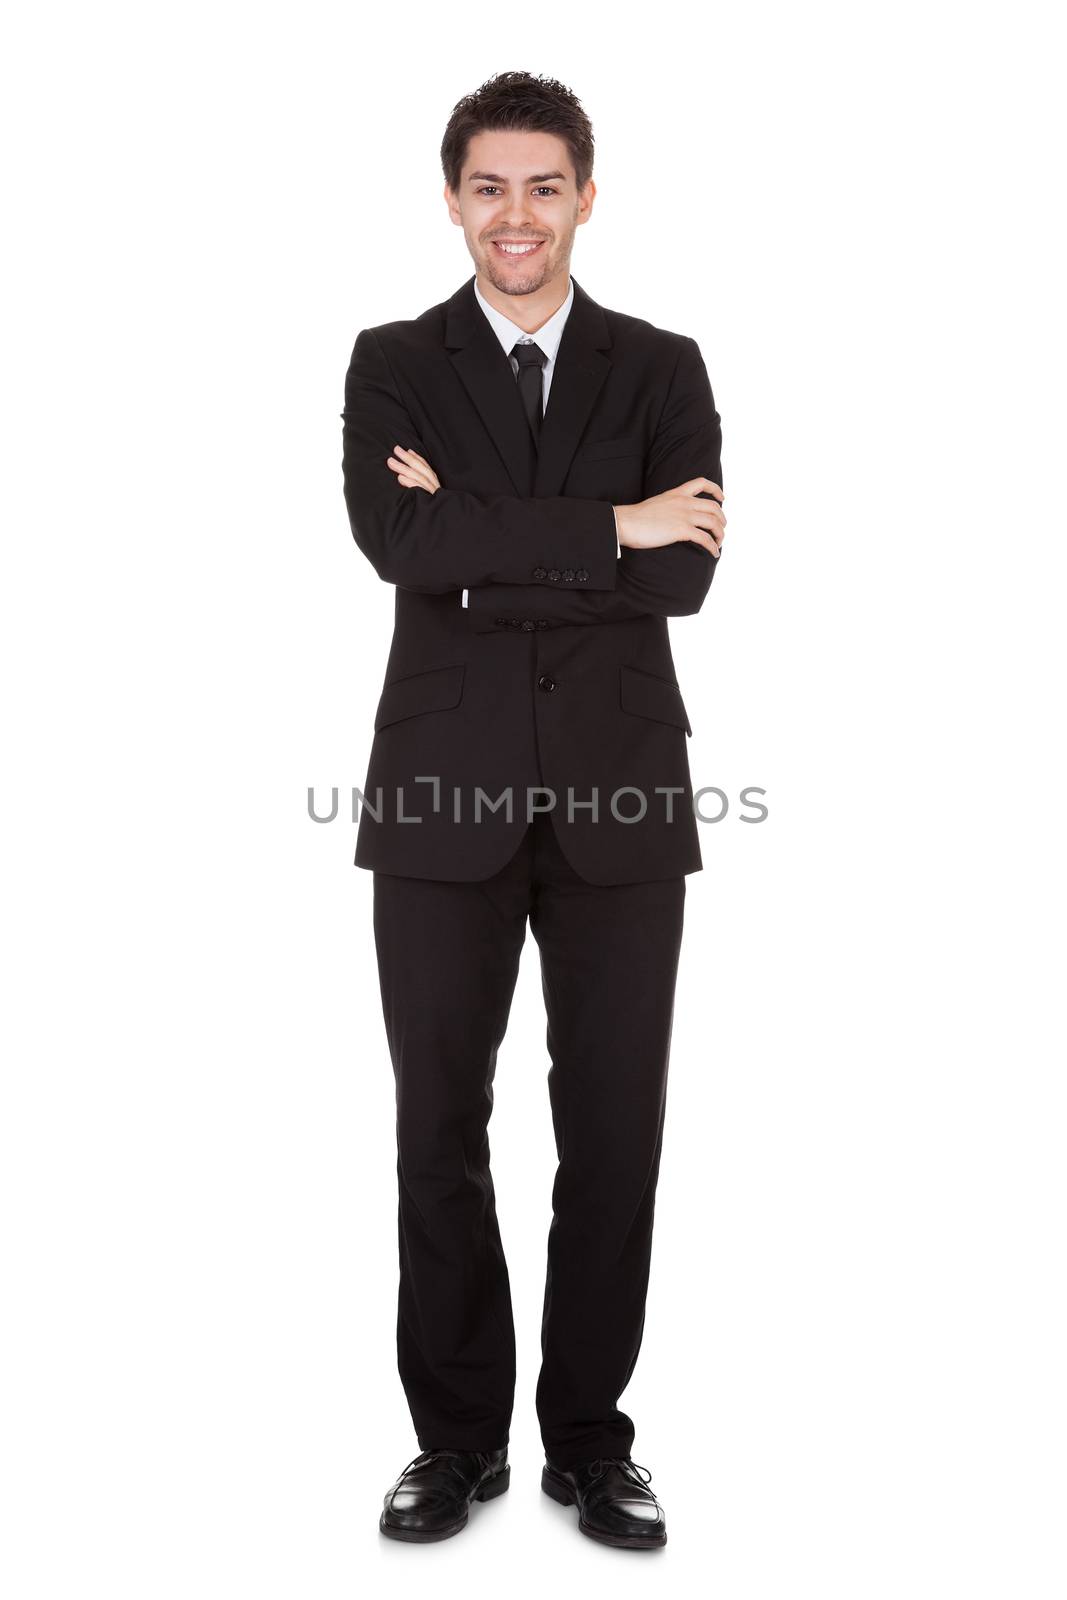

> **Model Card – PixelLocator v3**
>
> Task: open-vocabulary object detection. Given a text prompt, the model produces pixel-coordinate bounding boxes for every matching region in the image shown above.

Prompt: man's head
[442,71,595,299]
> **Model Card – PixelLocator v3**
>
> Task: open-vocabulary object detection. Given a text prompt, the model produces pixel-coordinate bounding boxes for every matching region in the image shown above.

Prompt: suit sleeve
[342,327,619,593]
[463,335,722,630]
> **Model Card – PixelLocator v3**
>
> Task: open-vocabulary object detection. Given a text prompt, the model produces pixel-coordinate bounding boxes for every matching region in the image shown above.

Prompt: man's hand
[616,479,726,558]
[386,444,440,494]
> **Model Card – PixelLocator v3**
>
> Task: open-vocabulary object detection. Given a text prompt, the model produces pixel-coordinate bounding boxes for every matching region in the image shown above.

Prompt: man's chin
[484,268,546,296]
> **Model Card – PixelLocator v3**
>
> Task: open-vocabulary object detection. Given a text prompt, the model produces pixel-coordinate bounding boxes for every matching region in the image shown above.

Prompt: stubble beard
[481,238,562,297]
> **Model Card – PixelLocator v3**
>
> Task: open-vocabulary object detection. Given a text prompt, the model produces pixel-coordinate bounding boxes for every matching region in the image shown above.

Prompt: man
[341,71,725,1550]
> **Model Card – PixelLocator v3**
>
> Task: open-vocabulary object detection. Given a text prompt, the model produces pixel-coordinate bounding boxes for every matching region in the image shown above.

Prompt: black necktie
[511,340,547,449]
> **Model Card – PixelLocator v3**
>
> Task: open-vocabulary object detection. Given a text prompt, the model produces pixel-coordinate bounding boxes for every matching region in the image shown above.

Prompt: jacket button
[562,568,575,582]
[547,568,561,582]
[535,619,549,629]
[576,568,589,582]
[537,674,557,692]
[521,619,535,631]
[532,565,547,579]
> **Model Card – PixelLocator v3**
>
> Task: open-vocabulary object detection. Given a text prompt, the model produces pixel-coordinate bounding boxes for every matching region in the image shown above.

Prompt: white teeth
[496,241,541,254]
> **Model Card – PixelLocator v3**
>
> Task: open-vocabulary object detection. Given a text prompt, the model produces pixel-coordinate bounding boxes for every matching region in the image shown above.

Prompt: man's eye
[477,186,559,197]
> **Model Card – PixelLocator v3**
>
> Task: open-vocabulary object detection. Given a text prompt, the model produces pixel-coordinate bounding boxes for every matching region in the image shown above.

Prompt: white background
[2,2,1064,1595]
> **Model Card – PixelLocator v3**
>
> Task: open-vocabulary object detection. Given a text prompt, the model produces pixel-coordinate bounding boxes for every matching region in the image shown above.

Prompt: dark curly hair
[440,70,595,195]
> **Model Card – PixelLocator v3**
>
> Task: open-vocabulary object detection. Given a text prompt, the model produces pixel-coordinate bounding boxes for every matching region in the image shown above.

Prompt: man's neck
[474,271,571,335]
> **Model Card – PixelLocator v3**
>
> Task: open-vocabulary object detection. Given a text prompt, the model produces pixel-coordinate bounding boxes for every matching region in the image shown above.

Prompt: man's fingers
[387,460,431,490]
[688,478,724,503]
[388,455,431,482]
[691,524,724,555]
[692,506,726,536]
[387,454,440,494]
[389,446,440,491]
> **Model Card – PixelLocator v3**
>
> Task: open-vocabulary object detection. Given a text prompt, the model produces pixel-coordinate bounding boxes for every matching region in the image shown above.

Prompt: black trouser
[371,808,686,1471]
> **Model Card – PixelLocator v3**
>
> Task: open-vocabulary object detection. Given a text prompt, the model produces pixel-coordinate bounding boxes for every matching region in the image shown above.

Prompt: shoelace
[386,1448,486,1511]
[585,1456,654,1488]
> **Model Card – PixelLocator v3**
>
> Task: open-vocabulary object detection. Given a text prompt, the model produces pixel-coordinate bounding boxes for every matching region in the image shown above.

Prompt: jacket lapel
[444,274,613,499]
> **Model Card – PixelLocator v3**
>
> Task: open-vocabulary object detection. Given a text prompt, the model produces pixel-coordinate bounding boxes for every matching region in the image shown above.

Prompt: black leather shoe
[542,1455,667,1548]
[379,1446,510,1541]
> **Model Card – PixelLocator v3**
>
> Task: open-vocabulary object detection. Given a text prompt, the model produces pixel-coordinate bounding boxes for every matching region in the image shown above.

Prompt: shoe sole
[379,1463,510,1541]
[541,1464,667,1549]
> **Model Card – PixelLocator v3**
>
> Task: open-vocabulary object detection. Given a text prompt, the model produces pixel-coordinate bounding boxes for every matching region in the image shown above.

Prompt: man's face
[445,129,594,297]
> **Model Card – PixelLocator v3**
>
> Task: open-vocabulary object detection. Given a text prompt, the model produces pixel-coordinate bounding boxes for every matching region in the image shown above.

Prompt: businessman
[341,71,725,1549]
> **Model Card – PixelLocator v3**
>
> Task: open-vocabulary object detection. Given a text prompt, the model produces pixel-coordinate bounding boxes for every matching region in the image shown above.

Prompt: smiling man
[341,70,725,1550]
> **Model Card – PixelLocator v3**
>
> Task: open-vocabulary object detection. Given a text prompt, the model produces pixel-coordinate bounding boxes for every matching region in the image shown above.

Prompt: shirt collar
[473,274,574,367]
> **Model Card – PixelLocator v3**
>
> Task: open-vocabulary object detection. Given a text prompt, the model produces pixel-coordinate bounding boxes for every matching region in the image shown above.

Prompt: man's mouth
[491,239,545,259]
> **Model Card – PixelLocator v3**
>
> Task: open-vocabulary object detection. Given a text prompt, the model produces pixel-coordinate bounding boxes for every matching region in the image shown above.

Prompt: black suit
[341,273,722,886]
[341,274,723,1470]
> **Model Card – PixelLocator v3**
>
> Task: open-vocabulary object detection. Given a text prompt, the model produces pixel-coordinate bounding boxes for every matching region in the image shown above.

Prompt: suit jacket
[341,273,723,885]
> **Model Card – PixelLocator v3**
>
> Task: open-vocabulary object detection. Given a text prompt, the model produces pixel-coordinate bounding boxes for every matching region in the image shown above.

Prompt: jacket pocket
[619,663,692,736]
[374,663,466,731]
[577,433,645,461]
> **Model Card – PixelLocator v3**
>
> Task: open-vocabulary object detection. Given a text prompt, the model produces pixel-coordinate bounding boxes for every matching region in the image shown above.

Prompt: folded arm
[341,326,619,593]
[464,334,723,630]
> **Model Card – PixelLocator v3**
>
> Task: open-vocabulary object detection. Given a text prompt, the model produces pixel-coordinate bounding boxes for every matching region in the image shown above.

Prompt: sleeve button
[576,568,589,582]
[532,565,547,579]
[547,568,561,582]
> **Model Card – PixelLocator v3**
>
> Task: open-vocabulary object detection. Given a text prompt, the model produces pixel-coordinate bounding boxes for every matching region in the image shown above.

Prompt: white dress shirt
[460,275,621,607]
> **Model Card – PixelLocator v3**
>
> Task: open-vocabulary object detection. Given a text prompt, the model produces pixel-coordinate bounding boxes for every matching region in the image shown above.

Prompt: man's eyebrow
[467,171,568,184]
